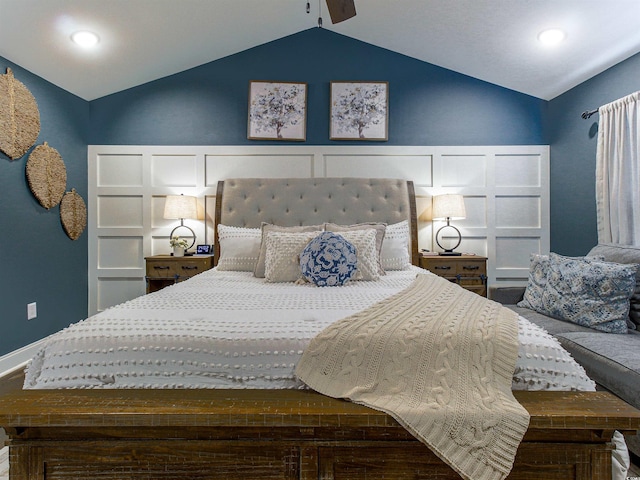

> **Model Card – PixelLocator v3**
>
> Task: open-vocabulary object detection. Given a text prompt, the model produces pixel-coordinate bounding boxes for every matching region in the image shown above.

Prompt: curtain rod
[581,108,598,119]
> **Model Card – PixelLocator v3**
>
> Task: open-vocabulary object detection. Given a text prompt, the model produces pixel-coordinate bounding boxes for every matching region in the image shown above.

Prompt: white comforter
[24,267,595,391]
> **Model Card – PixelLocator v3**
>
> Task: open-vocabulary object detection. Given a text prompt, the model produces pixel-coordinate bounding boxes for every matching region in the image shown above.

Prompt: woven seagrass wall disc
[60,188,87,240]
[26,142,67,209]
[0,68,41,160]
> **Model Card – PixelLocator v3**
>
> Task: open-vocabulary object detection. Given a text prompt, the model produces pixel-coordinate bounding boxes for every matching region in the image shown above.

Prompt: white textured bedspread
[24,267,595,391]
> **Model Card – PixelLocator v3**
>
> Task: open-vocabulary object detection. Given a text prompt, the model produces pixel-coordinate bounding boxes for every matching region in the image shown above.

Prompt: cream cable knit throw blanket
[296,273,531,480]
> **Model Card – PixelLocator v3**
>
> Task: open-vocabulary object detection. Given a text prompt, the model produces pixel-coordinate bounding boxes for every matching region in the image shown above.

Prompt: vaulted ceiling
[1,0,640,101]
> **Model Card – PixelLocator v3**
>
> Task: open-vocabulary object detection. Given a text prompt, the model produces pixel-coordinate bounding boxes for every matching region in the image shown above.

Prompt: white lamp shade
[432,194,466,220]
[163,195,198,220]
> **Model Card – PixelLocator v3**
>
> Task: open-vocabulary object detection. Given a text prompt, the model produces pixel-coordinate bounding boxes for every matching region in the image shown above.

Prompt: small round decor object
[435,224,462,255]
[60,188,87,240]
[26,142,67,209]
[0,68,41,160]
[300,232,357,287]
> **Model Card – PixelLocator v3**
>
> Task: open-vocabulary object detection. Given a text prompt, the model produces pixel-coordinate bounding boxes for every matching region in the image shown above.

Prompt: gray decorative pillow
[254,223,323,278]
[540,253,637,334]
[264,231,321,283]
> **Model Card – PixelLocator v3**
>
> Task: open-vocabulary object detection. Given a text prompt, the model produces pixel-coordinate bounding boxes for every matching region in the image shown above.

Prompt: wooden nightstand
[419,254,488,297]
[145,255,214,293]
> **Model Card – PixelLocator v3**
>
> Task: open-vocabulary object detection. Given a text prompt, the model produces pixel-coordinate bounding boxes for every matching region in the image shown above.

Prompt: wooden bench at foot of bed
[0,389,638,480]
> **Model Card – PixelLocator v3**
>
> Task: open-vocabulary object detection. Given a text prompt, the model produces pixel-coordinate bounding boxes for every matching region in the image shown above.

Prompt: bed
[0,177,639,480]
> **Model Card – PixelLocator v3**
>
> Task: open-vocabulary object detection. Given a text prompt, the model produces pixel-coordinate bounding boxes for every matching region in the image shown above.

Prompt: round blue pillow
[300,232,357,287]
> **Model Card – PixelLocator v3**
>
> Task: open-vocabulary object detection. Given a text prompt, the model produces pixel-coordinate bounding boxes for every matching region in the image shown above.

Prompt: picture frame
[330,81,389,141]
[248,81,308,141]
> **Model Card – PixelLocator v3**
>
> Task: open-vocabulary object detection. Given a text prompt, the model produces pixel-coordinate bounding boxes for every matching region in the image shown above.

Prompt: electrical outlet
[27,302,37,320]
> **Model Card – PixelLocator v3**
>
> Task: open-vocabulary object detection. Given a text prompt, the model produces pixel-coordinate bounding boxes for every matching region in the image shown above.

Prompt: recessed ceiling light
[71,31,99,48]
[537,28,566,46]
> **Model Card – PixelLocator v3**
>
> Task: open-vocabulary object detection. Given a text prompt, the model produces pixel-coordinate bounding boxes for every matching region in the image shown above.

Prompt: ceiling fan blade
[325,0,356,24]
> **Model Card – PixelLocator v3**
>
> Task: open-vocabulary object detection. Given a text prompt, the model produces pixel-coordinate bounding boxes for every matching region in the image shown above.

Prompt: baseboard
[0,339,45,379]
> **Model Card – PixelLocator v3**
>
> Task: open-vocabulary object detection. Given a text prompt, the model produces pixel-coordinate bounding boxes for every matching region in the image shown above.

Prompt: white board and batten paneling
[88,145,549,315]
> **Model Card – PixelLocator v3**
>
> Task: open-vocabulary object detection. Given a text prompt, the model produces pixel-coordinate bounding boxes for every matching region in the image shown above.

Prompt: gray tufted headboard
[214,177,419,266]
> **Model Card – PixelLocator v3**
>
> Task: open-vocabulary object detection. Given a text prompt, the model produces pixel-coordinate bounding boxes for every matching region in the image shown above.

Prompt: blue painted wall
[547,51,640,256]
[89,29,546,146]
[0,57,89,356]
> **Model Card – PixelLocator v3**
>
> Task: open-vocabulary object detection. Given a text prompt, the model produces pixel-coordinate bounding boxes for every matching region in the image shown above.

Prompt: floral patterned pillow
[300,232,357,287]
[517,254,549,311]
[517,253,604,311]
[540,253,637,334]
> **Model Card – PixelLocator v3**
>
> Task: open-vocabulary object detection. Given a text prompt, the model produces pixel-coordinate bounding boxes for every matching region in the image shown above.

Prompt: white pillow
[216,225,261,271]
[339,229,381,281]
[380,220,411,270]
[264,231,321,283]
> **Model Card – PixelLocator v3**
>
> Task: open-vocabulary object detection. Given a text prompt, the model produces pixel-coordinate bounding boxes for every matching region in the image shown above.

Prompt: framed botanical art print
[248,81,307,141]
[330,81,388,141]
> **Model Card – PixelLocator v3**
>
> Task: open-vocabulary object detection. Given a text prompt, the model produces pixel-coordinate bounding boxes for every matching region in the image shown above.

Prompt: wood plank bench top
[0,389,638,433]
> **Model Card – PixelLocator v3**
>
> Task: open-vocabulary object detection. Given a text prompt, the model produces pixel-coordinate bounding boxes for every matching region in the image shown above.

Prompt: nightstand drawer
[145,255,214,293]
[173,258,212,278]
[145,259,177,278]
[423,260,458,276]
[456,260,485,276]
[419,254,488,297]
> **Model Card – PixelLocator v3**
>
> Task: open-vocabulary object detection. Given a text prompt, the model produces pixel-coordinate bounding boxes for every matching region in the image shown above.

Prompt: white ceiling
[1,0,640,101]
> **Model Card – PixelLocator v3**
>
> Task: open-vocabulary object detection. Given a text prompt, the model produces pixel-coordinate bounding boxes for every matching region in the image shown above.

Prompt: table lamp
[163,194,198,253]
[432,194,466,256]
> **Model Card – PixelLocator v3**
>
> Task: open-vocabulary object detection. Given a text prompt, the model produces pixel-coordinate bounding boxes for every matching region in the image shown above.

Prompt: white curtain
[596,91,640,244]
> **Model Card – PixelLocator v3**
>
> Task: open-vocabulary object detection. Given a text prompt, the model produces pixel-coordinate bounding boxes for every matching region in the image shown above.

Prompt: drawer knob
[434,266,451,270]
[463,265,480,270]
[182,266,198,270]
[153,265,170,270]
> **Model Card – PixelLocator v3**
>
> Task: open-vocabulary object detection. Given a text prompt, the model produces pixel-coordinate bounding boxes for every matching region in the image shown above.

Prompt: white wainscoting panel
[495,237,543,270]
[438,154,487,188]
[496,196,540,228]
[463,196,488,228]
[97,236,143,269]
[88,145,549,315]
[97,196,144,228]
[97,154,143,187]
[151,154,199,188]
[96,277,146,312]
[495,154,542,187]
